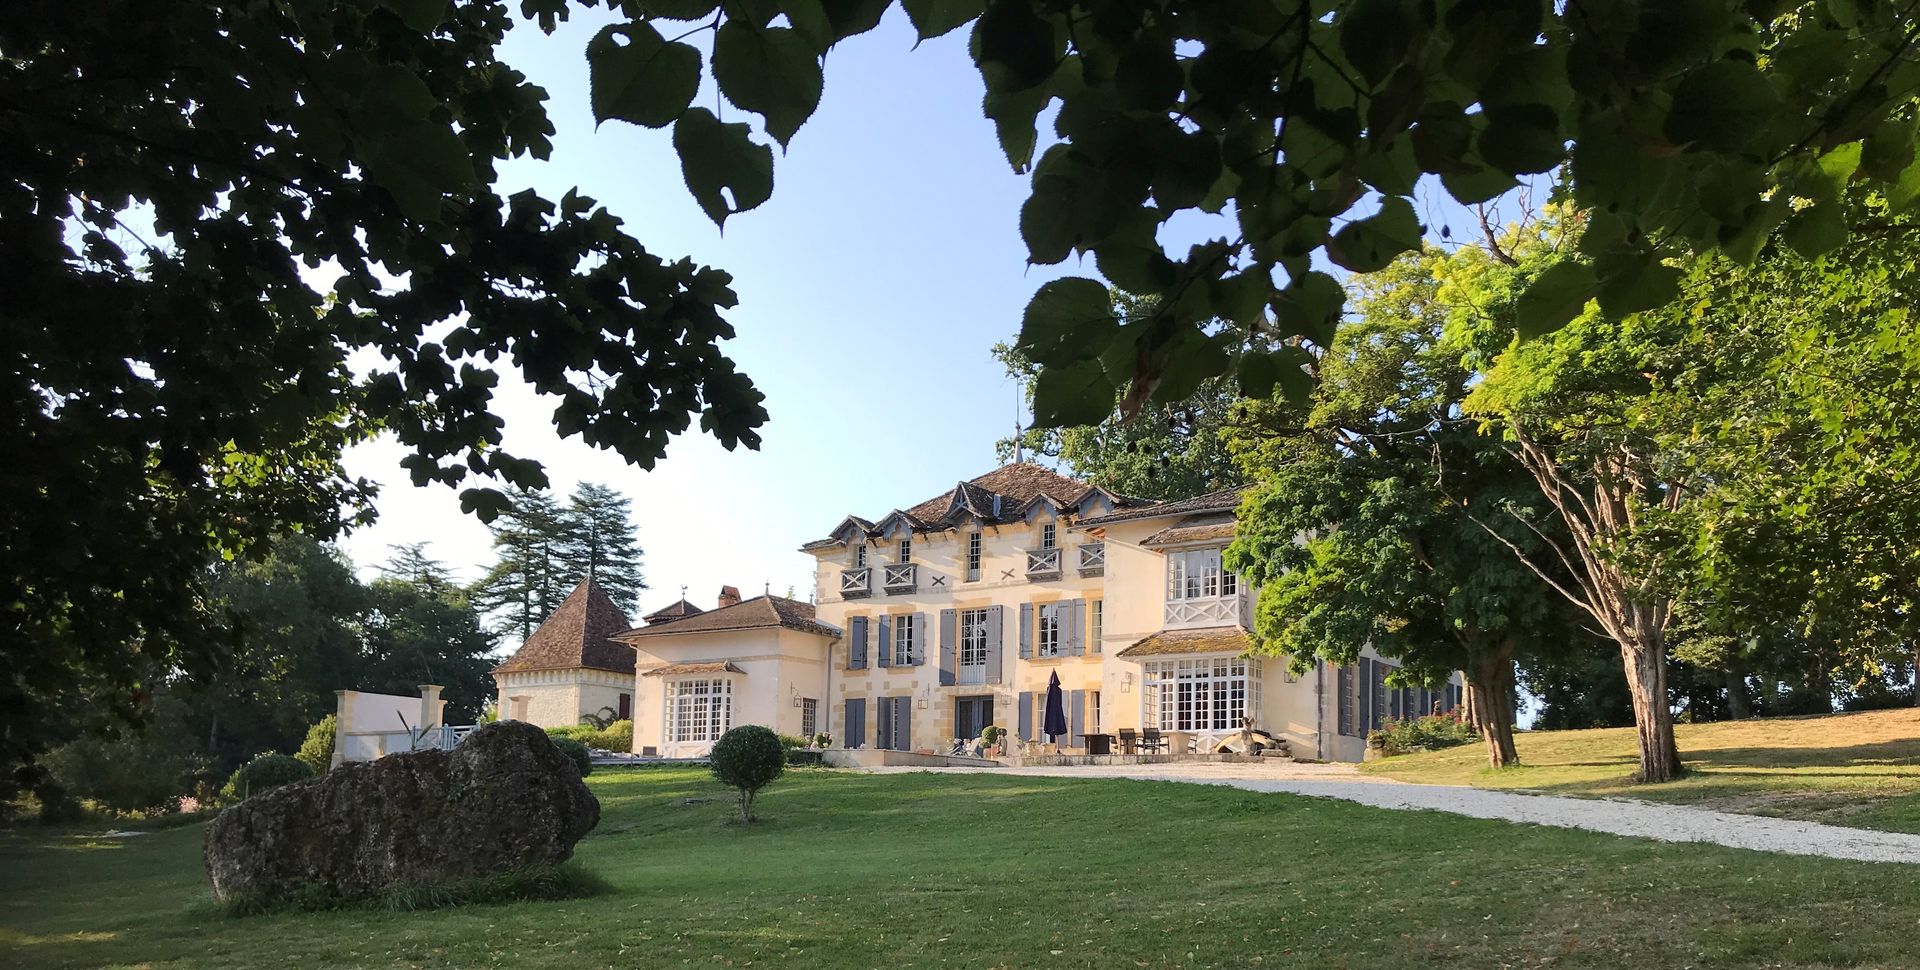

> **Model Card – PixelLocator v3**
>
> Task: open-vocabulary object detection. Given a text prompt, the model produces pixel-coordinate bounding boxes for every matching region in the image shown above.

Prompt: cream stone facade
[490,578,638,730]
[802,463,1462,762]
[495,667,634,728]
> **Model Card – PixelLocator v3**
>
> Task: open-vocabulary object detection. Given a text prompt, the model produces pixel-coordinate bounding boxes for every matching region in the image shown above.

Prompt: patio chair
[1139,728,1166,754]
[1116,728,1139,755]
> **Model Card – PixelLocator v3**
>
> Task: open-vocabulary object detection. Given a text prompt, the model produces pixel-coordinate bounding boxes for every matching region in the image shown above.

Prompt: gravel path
[864,761,1920,865]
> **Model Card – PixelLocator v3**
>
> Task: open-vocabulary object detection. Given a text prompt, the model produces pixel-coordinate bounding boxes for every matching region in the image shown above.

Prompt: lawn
[7,768,1920,968]
[1364,708,1920,833]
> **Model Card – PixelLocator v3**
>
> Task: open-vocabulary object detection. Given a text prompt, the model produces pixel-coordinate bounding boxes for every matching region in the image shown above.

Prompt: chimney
[717,585,742,609]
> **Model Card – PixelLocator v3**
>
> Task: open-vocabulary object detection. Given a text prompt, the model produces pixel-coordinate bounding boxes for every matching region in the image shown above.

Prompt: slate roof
[642,598,705,624]
[641,661,745,677]
[1115,626,1253,658]
[614,595,842,641]
[1077,486,1250,528]
[803,462,1156,549]
[492,577,636,675]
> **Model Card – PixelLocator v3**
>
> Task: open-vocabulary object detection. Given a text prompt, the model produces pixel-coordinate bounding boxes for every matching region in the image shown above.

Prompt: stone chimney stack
[717,585,742,609]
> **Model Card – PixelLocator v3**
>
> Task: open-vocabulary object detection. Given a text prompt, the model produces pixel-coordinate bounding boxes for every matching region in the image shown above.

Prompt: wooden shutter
[1065,599,1085,655]
[845,698,866,748]
[1019,602,1033,659]
[850,617,868,669]
[939,609,957,686]
[1018,691,1033,740]
[877,614,892,668]
[897,696,911,751]
[1068,689,1086,742]
[1337,664,1354,737]
[985,605,1004,684]
[1358,658,1374,733]
[911,613,927,666]
[877,697,893,750]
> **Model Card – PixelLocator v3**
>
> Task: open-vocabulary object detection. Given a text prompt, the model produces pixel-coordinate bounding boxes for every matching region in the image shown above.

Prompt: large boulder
[203,720,599,903]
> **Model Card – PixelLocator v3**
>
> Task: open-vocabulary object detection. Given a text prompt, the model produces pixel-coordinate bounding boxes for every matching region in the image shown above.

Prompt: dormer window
[854,544,868,568]
[1040,523,1057,550]
[898,537,912,563]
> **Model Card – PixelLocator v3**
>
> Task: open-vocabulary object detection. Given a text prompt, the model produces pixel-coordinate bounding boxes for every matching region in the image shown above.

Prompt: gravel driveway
[864,761,1920,865]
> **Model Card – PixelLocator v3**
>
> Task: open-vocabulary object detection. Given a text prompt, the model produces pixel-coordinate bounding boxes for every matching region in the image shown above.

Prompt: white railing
[411,724,477,752]
[1025,547,1061,578]
[1165,596,1241,629]
[958,664,987,686]
[881,563,917,593]
[1076,542,1105,576]
[840,567,871,598]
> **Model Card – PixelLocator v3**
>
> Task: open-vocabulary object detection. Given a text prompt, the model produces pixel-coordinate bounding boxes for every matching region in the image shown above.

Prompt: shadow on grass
[217,861,614,918]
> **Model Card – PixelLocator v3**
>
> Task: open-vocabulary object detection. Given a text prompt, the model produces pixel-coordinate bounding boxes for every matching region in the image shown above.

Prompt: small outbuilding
[491,577,636,729]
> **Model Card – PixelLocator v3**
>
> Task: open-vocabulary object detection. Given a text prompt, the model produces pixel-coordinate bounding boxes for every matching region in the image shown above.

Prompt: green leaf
[783,0,835,52]
[1356,139,1420,196]
[634,0,722,18]
[1338,0,1417,87]
[1032,358,1118,428]
[672,108,775,227]
[712,24,823,147]
[901,0,985,40]
[363,125,475,223]
[1783,203,1846,258]
[380,0,448,32]
[1116,40,1183,110]
[1236,347,1314,402]
[1272,271,1344,345]
[459,487,512,524]
[1151,331,1232,405]
[1326,197,1422,273]
[587,22,702,129]
[1515,261,1596,337]
[975,0,1059,92]
[1210,267,1273,328]
[820,0,890,41]
[1477,104,1565,175]
[984,81,1051,173]
[1441,165,1519,205]
[1891,154,1920,212]
[1017,277,1116,366]
[1805,140,1862,200]
[1094,209,1176,294]
[1663,58,1781,154]
[1594,250,1682,316]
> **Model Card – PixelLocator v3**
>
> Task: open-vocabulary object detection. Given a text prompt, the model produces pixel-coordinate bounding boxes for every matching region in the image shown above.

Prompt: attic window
[854,544,868,568]
[898,537,912,563]
[1040,523,1057,550]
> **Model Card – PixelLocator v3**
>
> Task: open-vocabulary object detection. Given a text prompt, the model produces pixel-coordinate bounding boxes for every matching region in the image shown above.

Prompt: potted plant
[979,724,1003,759]
[813,732,833,749]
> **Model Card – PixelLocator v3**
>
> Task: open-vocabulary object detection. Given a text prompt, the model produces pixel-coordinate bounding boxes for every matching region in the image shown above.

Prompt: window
[1036,602,1064,657]
[966,531,982,580]
[893,614,916,666]
[617,692,632,720]
[1090,599,1104,647]
[667,679,732,743]
[854,544,868,568]
[1141,658,1253,731]
[1091,690,1101,733]
[1167,548,1235,600]
[800,698,818,738]
[1040,522,1057,549]
[959,608,990,669]
[898,537,912,563]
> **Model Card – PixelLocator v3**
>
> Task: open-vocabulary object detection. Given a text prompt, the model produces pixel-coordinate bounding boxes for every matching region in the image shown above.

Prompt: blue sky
[339,8,1518,620]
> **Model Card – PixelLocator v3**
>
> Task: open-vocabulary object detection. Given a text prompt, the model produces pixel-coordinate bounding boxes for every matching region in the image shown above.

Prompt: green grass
[1365,708,1920,833]
[7,766,1920,968]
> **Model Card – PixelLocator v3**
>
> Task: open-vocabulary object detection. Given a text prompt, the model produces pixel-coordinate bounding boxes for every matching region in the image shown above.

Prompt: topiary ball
[710,725,785,796]
[550,737,593,777]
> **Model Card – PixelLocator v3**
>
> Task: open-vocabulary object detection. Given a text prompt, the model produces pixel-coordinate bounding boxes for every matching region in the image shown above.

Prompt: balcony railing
[840,567,871,599]
[881,563,917,594]
[1076,541,1105,576]
[1025,547,1062,579]
[1164,595,1242,629]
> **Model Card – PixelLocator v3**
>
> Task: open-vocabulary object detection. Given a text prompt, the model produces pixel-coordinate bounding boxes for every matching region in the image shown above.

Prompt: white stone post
[331,690,352,769]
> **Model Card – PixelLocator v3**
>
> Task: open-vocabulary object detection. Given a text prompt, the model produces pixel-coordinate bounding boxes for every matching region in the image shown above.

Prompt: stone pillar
[419,684,445,731]
[331,690,352,769]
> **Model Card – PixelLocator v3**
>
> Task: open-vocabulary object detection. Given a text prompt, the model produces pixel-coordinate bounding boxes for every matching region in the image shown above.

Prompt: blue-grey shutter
[985,606,1004,683]
[1019,603,1033,659]
[1337,664,1354,736]
[939,609,957,686]
[1359,658,1374,733]
[1018,691,1033,740]
[1068,689,1086,742]
[1066,599,1085,655]
[846,698,866,748]
[850,617,868,669]
[877,614,892,668]
[910,613,925,665]
[898,696,911,751]
[1090,601,1101,654]
[876,697,893,749]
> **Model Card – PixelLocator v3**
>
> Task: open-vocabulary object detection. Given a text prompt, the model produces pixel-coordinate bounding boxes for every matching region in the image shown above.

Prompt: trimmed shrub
[775,732,810,751]
[1369,713,1477,756]
[545,724,596,743]
[710,725,785,822]
[551,737,593,777]
[220,753,314,802]
[582,720,632,752]
[295,715,337,774]
[979,724,1003,746]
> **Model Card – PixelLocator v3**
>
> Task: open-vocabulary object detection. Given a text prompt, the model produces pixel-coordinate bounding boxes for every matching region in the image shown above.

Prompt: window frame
[800,697,818,738]
[1140,657,1252,732]
[898,536,912,563]
[893,613,915,666]
[853,543,868,568]
[959,607,990,669]
[1040,522,1057,550]
[1035,602,1064,657]
[666,678,733,743]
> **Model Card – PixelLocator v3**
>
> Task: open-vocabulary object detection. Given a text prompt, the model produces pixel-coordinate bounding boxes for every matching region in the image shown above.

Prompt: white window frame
[854,543,868,568]
[1167,548,1239,600]
[966,531,982,580]
[1036,602,1064,657]
[959,607,989,669]
[1140,657,1253,732]
[898,536,912,563]
[800,698,818,738]
[1091,599,1103,646]
[666,678,733,743]
[1040,522,1057,550]
[893,614,915,666]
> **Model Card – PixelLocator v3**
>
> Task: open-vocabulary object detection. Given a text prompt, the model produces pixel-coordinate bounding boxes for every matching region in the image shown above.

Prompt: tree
[471,490,576,642]
[1226,248,1590,767]
[709,725,786,823]
[3,0,767,799]
[558,483,646,613]
[995,293,1252,500]
[363,547,500,723]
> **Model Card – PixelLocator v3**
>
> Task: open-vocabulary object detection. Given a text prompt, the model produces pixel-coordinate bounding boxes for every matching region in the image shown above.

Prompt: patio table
[1078,733,1113,756]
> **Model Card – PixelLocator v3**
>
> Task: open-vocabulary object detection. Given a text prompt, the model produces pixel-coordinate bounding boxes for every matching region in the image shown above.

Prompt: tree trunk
[1913,640,1919,707]
[1619,617,1683,783]
[1468,640,1519,769]
[1725,663,1751,720]
[739,787,753,823]
[1460,674,1480,733]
